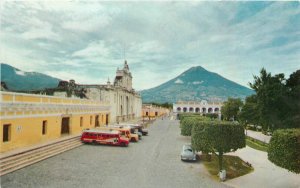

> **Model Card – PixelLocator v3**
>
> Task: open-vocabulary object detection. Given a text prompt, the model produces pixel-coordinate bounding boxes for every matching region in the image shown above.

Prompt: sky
[0,1,299,90]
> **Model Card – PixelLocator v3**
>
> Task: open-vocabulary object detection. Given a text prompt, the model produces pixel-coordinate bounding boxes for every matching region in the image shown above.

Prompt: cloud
[1,1,299,91]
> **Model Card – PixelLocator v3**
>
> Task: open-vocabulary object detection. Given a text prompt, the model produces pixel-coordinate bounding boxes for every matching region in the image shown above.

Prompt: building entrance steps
[0,134,81,160]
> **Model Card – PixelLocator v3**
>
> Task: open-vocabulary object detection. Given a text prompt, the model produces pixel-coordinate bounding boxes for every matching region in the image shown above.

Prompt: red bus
[81,129,129,147]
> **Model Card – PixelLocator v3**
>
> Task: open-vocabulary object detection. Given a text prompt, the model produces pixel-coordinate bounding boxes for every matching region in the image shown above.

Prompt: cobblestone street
[1,118,228,188]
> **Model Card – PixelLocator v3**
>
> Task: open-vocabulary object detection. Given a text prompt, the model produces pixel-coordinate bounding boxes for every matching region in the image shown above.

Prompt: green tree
[238,95,260,126]
[192,121,245,171]
[221,98,243,121]
[149,102,173,109]
[284,70,300,128]
[249,68,288,130]
[268,129,300,173]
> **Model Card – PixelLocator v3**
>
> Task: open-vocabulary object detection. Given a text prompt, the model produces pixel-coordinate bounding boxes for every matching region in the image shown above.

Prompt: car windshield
[184,149,193,152]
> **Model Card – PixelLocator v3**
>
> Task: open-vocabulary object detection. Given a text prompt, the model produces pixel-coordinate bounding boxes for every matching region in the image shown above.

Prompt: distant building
[173,100,222,114]
[142,104,170,120]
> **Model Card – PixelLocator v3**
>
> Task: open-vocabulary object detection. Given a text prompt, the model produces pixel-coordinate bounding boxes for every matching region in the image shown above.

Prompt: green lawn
[203,154,254,180]
[246,138,268,152]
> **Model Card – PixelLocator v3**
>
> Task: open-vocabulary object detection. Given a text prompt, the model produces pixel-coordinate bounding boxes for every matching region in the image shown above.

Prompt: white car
[181,144,197,161]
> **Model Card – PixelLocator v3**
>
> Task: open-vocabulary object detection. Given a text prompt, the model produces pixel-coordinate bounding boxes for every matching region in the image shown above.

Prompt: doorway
[95,115,100,127]
[61,117,70,135]
[106,114,109,125]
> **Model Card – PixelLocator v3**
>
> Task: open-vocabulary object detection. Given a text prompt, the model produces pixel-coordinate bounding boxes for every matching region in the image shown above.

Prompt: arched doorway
[202,108,206,113]
[177,107,181,112]
[189,107,194,112]
[183,107,187,112]
[195,108,200,113]
[208,108,213,113]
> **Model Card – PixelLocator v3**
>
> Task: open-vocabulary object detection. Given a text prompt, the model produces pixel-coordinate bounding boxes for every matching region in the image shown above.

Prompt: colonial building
[173,100,222,114]
[142,104,170,120]
[73,61,142,123]
[0,61,142,153]
[0,91,110,153]
[50,61,141,123]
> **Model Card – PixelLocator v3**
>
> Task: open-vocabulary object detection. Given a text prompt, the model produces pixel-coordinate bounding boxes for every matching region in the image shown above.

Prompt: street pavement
[1,117,228,188]
[246,130,271,143]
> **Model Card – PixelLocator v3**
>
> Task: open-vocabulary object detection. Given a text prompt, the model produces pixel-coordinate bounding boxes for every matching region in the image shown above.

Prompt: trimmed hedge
[203,113,219,119]
[180,116,209,136]
[191,120,245,171]
[180,117,196,136]
[192,121,245,153]
[178,113,202,121]
[268,129,300,173]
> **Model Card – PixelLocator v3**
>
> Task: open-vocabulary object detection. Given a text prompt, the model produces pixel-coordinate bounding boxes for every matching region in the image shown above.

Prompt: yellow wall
[142,105,169,118]
[0,92,110,153]
[0,113,110,153]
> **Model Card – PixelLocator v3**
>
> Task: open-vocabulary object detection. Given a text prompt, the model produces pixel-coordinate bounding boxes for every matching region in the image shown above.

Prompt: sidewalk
[224,146,300,188]
[246,130,271,143]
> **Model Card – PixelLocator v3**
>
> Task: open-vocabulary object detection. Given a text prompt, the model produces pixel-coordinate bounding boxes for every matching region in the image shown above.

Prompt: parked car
[118,123,149,136]
[181,144,197,161]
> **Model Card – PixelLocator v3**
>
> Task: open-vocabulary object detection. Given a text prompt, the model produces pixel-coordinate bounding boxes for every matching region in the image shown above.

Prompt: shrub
[180,117,196,136]
[203,113,219,119]
[268,129,300,173]
[192,121,245,171]
[180,116,208,136]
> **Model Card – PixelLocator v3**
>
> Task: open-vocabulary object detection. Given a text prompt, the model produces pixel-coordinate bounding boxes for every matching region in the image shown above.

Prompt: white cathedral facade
[84,61,142,123]
[53,61,142,123]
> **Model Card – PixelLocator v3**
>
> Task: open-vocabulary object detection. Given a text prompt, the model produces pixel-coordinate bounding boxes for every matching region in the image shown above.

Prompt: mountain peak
[185,66,207,73]
[141,66,254,103]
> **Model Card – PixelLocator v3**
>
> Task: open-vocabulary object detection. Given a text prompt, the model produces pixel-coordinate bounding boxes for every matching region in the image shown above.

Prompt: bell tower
[114,60,133,91]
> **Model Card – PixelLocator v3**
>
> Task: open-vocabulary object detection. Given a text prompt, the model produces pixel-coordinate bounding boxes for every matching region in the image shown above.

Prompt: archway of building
[183,107,187,112]
[202,108,206,113]
[177,107,181,112]
[195,108,200,113]
[208,108,213,113]
[214,108,219,112]
[189,107,194,112]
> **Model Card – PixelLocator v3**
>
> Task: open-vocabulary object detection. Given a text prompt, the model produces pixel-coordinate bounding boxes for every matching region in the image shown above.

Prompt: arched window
[189,107,194,112]
[202,108,206,113]
[214,108,219,112]
[195,108,200,113]
[208,108,213,113]
[177,107,181,112]
[183,107,187,112]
